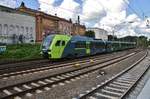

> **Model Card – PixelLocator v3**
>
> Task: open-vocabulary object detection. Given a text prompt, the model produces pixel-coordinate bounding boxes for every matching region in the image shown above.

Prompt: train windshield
[42,35,54,50]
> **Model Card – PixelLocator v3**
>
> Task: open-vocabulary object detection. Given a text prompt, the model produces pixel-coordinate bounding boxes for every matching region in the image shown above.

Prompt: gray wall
[0,11,36,44]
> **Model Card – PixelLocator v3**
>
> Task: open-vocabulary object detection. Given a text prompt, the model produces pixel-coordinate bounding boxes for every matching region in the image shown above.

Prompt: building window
[9,25,14,34]
[16,25,20,35]
[21,26,24,34]
[3,24,8,36]
[26,27,28,34]
[26,27,29,39]
[0,24,2,36]
[30,27,33,34]
[30,27,33,40]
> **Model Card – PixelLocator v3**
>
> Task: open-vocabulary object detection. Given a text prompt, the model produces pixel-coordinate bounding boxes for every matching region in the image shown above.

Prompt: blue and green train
[41,34,136,59]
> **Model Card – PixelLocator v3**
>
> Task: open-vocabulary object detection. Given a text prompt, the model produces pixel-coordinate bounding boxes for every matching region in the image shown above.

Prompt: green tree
[108,35,117,41]
[137,36,148,47]
[85,30,95,38]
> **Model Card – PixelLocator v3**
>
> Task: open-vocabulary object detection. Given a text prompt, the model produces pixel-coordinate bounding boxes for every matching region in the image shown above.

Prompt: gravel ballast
[22,51,147,99]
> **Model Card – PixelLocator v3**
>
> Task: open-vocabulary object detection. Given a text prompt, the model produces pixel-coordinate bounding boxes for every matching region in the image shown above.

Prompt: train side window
[55,40,61,46]
[75,41,86,48]
[62,41,65,46]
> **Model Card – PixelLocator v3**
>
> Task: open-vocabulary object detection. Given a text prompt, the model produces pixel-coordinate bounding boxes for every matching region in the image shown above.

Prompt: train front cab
[41,35,54,58]
[50,35,71,59]
[42,35,71,59]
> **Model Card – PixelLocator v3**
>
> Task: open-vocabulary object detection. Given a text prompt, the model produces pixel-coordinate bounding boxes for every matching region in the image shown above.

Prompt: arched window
[9,25,15,35]
[30,27,33,39]
[3,24,8,36]
[30,27,33,34]
[16,25,20,35]
[26,27,28,34]
[0,24,2,36]
[26,27,29,39]
[21,26,24,34]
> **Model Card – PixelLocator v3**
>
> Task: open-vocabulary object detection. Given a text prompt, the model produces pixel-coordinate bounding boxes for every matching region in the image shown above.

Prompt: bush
[0,43,42,61]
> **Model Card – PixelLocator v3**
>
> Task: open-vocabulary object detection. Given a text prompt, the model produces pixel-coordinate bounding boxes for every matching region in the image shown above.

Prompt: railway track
[0,50,137,79]
[0,49,139,75]
[74,51,148,99]
[0,50,144,99]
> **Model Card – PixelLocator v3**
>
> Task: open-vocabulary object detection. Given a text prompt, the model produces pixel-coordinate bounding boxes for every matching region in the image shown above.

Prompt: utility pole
[112,29,115,41]
[77,15,80,35]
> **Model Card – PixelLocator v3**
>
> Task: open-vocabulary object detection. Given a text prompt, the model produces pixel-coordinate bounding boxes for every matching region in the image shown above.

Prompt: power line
[37,0,90,19]
[123,0,142,19]
[134,0,145,19]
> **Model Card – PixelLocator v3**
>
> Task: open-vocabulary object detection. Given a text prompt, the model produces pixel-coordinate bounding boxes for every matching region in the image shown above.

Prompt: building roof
[0,2,86,28]
[0,4,16,13]
[17,2,73,23]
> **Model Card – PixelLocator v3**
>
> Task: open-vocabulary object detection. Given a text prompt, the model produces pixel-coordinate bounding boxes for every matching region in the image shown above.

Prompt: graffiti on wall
[0,24,34,44]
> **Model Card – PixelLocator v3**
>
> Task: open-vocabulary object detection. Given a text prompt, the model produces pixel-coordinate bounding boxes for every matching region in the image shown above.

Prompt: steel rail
[0,51,141,98]
[77,51,147,99]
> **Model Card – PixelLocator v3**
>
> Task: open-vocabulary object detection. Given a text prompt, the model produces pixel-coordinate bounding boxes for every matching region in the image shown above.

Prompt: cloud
[2,0,149,38]
[38,0,80,20]
[0,0,16,8]
[55,0,80,20]
[38,0,56,15]
[81,0,106,23]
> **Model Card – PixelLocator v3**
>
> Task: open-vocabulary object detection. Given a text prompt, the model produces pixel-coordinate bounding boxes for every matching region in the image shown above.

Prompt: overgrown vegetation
[108,35,149,47]
[0,43,42,61]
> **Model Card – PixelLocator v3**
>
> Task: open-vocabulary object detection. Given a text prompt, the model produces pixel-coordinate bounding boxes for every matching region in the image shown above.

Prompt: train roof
[71,35,93,41]
[106,41,136,44]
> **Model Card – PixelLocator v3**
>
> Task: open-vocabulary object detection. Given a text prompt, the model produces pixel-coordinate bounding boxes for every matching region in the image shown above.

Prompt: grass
[0,43,42,61]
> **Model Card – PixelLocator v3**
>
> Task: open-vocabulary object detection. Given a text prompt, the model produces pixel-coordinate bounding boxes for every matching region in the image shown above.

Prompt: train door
[54,40,66,58]
[86,41,90,55]
[54,40,62,58]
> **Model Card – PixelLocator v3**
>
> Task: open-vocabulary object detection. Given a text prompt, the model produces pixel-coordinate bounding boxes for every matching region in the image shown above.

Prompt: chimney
[77,15,80,24]
[69,18,72,23]
[20,2,25,8]
[55,13,57,16]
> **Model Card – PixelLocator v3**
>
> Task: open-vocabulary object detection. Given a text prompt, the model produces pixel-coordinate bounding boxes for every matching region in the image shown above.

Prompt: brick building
[17,3,59,42]
[0,2,86,43]
[73,23,86,36]
[17,2,86,42]
[58,18,73,35]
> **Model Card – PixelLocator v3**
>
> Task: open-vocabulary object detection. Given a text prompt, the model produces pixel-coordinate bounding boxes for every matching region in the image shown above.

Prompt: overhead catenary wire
[37,0,89,19]
[123,0,143,19]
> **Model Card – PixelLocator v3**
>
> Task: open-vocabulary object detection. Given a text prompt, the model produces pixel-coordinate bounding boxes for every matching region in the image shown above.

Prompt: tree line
[84,30,149,47]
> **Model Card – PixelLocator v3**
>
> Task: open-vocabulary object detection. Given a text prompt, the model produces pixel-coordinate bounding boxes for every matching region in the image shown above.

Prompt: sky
[0,0,150,38]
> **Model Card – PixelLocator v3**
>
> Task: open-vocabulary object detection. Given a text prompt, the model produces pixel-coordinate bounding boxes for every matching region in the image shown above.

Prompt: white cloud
[38,0,80,20]
[2,0,149,38]
[0,0,16,8]
[55,0,80,20]
[81,0,105,22]
[38,0,56,15]
[25,0,150,38]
